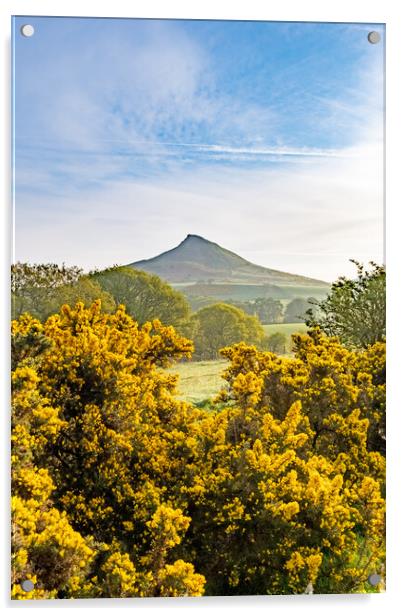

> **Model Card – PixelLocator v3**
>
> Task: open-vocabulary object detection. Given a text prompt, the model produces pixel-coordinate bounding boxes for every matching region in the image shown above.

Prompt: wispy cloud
[13,18,384,281]
[15,133,383,282]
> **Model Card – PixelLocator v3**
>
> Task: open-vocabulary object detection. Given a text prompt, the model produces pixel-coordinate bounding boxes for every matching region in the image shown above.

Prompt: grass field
[263,322,308,336]
[166,324,308,405]
[166,360,228,405]
[179,282,329,309]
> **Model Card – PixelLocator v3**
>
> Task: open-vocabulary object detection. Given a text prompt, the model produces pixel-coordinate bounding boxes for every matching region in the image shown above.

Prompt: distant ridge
[130,234,329,287]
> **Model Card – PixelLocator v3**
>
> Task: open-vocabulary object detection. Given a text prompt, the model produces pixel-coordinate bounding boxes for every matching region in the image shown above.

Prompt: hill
[131,235,329,287]
[130,235,330,308]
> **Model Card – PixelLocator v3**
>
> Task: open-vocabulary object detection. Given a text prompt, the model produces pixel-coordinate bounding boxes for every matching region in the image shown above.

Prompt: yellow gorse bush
[11,303,385,598]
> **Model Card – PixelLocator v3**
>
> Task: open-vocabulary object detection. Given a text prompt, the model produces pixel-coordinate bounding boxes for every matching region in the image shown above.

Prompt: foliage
[11,303,385,598]
[189,303,265,360]
[11,303,204,599]
[180,401,384,595]
[90,266,191,328]
[11,365,94,599]
[283,297,313,323]
[306,261,385,348]
[263,322,307,354]
[229,298,284,324]
[11,262,191,331]
[206,330,385,593]
[219,328,385,456]
[11,262,83,294]
[264,332,287,354]
[12,263,115,321]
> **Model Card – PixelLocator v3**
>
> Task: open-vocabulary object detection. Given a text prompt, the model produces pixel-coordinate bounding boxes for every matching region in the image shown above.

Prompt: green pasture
[263,322,308,336]
[167,324,308,405]
[166,359,228,405]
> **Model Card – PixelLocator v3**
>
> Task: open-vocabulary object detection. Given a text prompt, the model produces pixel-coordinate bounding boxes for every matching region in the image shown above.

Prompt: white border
[1,1,401,614]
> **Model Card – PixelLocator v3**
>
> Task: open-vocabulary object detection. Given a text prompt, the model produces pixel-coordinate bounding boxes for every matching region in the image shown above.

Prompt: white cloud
[15,135,383,282]
[14,21,384,283]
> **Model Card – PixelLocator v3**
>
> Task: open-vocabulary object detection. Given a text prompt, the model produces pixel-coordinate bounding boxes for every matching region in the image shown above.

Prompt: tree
[254,297,284,324]
[90,266,190,328]
[264,332,287,354]
[306,261,385,349]
[11,263,115,320]
[229,298,283,324]
[189,303,265,360]
[11,262,83,294]
[42,276,115,319]
[283,297,311,323]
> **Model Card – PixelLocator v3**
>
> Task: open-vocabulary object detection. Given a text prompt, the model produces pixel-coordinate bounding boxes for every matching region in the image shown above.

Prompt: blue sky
[13,17,384,281]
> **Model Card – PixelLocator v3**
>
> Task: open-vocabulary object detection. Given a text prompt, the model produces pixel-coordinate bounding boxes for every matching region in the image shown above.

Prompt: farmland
[167,323,307,404]
[166,359,228,405]
[263,322,308,336]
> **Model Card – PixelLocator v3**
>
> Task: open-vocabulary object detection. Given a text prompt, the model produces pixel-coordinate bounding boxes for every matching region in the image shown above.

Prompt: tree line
[12,261,385,361]
[11,264,321,360]
[228,296,317,324]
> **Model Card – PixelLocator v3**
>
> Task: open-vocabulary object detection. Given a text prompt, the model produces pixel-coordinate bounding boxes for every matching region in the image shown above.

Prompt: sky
[13,17,385,282]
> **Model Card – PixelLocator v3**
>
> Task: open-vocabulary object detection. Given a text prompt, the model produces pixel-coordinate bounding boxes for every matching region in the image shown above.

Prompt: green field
[166,360,228,405]
[166,324,308,404]
[263,322,308,336]
[179,282,329,310]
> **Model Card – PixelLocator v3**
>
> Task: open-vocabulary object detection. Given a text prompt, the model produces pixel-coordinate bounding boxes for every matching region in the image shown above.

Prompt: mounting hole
[367,573,381,586]
[21,24,35,38]
[367,31,380,44]
[21,579,35,592]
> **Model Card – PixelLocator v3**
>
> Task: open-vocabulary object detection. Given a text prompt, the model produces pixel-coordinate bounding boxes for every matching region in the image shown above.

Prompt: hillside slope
[131,235,329,287]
